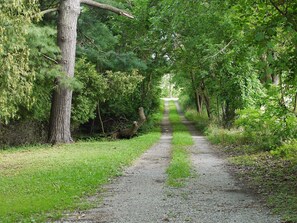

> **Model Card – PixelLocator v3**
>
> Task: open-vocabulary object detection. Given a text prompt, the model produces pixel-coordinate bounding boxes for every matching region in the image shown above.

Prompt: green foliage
[0,0,39,123]
[271,141,297,158]
[72,58,144,126]
[26,25,61,121]
[236,101,297,150]
[0,131,160,222]
[206,125,247,147]
[72,58,107,125]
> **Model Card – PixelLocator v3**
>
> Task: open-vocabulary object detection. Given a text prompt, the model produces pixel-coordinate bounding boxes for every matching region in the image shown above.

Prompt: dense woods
[0,0,296,150]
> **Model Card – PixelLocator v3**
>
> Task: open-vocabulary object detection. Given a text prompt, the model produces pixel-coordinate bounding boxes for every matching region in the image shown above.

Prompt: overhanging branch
[42,53,59,64]
[204,40,233,61]
[39,8,58,16]
[268,0,286,17]
[80,0,134,19]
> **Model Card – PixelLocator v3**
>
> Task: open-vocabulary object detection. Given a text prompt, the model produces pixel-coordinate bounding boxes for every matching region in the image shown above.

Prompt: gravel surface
[60,100,173,222]
[165,101,281,223]
[59,100,280,223]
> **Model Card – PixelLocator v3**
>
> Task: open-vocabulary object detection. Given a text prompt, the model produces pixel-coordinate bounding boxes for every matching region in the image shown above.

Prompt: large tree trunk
[47,0,132,144]
[48,0,80,144]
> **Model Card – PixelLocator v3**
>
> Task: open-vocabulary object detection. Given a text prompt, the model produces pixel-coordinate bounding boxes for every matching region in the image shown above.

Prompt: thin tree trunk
[217,96,220,119]
[279,74,285,105]
[190,72,203,113]
[97,101,105,134]
[203,94,211,119]
[195,89,203,114]
[48,0,80,144]
[90,119,95,134]
[293,92,297,115]
[201,80,211,119]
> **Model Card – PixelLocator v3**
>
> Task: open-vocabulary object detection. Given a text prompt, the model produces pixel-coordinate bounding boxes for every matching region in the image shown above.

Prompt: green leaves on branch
[72,58,143,125]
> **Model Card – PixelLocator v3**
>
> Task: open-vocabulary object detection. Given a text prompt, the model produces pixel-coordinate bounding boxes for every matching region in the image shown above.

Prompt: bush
[235,108,297,150]
[271,140,297,158]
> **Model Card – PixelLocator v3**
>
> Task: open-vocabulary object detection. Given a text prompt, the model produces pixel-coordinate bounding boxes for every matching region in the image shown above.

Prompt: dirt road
[60,100,280,223]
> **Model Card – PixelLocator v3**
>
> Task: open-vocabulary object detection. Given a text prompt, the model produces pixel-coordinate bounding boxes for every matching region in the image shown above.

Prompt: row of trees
[1,0,296,147]
[151,0,296,148]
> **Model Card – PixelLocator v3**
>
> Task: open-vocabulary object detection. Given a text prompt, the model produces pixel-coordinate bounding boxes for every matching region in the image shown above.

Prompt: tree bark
[190,72,202,113]
[48,0,80,144]
[80,0,134,18]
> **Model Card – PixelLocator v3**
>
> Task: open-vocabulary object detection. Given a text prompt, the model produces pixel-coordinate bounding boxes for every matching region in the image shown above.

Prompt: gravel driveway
[59,100,280,223]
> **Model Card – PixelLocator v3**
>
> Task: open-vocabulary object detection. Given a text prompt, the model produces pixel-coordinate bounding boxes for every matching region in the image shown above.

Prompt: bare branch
[42,53,59,64]
[39,8,58,16]
[80,0,134,19]
[204,40,233,61]
[268,0,286,16]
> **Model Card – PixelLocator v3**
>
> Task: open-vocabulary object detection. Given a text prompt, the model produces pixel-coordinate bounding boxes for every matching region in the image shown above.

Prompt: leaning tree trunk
[48,0,80,144]
[112,107,146,139]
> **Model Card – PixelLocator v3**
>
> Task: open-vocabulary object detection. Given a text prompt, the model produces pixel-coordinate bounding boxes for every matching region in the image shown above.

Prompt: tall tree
[46,0,133,144]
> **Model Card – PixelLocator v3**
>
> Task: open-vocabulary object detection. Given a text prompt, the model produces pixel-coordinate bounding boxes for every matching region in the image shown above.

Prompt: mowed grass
[0,132,160,222]
[167,101,194,187]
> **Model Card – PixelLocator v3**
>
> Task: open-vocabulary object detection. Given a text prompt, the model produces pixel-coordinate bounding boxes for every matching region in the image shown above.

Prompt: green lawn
[0,131,160,222]
[166,101,194,187]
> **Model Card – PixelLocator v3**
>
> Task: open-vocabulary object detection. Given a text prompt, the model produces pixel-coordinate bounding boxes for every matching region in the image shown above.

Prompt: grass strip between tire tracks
[166,101,194,187]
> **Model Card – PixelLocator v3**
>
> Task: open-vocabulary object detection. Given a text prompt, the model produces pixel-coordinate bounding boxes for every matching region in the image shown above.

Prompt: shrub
[235,108,297,150]
[271,140,297,158]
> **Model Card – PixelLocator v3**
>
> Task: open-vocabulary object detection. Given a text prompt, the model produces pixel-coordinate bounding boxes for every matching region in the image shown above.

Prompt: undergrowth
[167,101,193,187]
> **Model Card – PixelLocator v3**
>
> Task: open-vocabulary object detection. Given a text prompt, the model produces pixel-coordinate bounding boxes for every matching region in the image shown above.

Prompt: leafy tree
[72,58,143,133]
[0,0,38,123]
